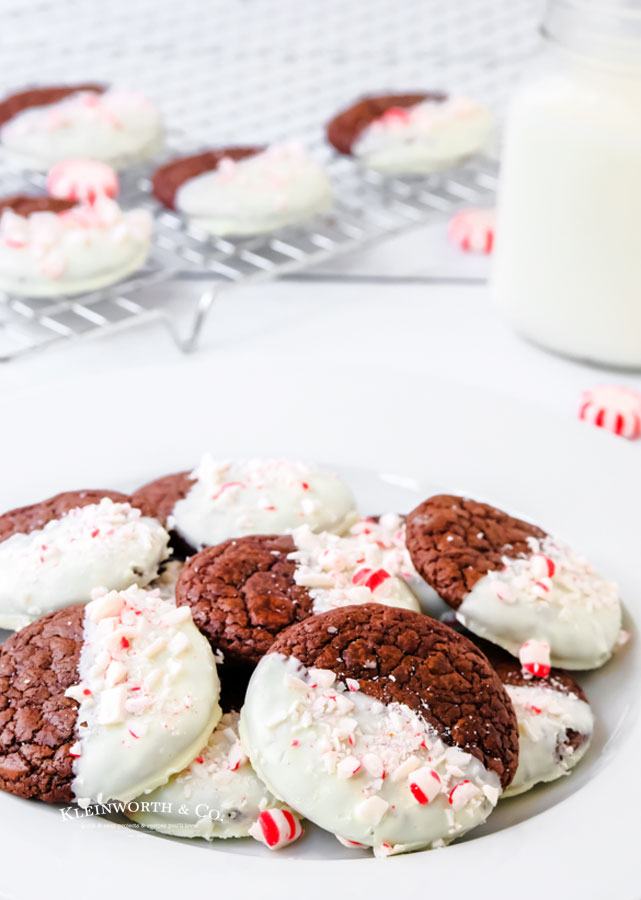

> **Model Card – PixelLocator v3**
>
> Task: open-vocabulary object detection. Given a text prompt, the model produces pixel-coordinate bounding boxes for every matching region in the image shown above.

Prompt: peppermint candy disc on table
[578,385,641,440]
[448,207,495,254]
[47,159,120,204]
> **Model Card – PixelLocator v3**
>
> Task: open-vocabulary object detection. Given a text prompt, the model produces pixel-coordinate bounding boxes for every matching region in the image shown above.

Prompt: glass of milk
[491,0,641,368]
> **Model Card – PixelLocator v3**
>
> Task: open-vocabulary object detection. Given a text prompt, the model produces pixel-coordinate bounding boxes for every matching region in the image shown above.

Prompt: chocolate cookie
[0,489,169,630]
[0,195,77,218]
[175,535,314,666]
[0,84,105,129]
[270,603,517,788]
[0,605,83,802]
[176,528,421,664]
[405,495,622,670]
[326,92,438,155]
[0,585,221,807]
[0,489,129,544]
[240,603,519,856]
[326,92,493,176]
[131,457,357,556]
[477,641,593,798]
[152,144,332,237]
[151,148,261,210]
[405,495,545,609]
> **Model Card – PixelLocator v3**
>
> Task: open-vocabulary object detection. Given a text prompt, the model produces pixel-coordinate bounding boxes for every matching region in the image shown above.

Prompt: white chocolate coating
[503,682,594,797]
[69,585,221,806]
[171,455,357,550]
[0,197,151,297]
[240,654,500,855]
[352,96,493,174]
[175,143,332,235]
[0,499,169,630]
[456,536,622,669]
[290,524,420,613]
[0,90,163,171]
[127,711,282,838]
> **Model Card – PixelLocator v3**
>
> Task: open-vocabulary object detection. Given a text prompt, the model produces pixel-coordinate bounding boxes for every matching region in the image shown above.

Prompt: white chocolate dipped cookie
[174,529,420,666]
[406,495,622,670]
[132,455,357,554]
[0,85,163,171]
[0,194,152,297]
[152,143,332,236]
[0,586,221,806]
[240,604,519,856]
[0,490,170,630]
[126,711,299,843]
[327,92,492,174]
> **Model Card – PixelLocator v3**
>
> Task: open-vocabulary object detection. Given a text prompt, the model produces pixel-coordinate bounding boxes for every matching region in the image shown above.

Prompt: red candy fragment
[352,567,391,591]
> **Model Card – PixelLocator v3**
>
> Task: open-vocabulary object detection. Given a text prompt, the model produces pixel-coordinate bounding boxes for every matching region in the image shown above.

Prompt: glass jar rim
[543,0,641,69]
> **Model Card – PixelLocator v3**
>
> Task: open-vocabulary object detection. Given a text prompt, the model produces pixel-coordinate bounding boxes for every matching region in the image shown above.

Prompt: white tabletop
[2,216,640,434]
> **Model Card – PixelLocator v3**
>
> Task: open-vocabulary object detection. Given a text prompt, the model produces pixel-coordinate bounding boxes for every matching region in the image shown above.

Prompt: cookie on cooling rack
[174,527,420,665]
[151,143,332,236]
[0,84,163,171]
[131,455,357,555]
[239,603,519,857]
[405,495,622,670]
[0,585,220,806]
[0,489,169,629]
[326,92,493,174]
[0,193,151,296]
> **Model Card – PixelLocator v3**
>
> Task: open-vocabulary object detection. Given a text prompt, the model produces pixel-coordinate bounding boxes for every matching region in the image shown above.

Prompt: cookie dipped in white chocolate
[0,196,151,297]
[174,143,332,236]
[289,524,420,613]
[0,498,169,630]
[240,653,502,856]
[503,680,593,797]
[0,89,163,171]
[352,96,493,174]
[127,711,284,838]
[68,585,221,806]
[171,455,357,551]
[456,536,622,669]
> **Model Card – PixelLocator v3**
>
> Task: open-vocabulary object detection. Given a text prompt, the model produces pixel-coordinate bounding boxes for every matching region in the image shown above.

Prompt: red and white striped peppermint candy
[47,159,119,205]
[249,809,303,850]
[448,207,495,254]
[578,385,641,440]
[519,640,551,678]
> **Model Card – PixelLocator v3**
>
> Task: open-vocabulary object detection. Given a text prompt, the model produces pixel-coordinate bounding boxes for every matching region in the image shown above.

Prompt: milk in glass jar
[491,0,641,368]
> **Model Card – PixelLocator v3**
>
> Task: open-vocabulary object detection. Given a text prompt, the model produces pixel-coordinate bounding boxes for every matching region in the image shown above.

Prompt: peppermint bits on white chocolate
[239,603,519,856]
[405,495,622,669]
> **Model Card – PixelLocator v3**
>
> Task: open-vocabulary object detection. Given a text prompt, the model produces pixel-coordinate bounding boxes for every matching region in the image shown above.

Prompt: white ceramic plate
[0,357,638,900]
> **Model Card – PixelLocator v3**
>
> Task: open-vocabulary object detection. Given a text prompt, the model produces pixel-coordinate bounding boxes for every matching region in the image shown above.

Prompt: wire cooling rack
[0,0,543,361]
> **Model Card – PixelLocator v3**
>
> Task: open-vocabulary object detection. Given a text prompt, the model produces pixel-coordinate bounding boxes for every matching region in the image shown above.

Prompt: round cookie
[489,648,593,798]
[0,84,163,171]
[0,489,170,629]
[239,603,519,856]
[326,92,493,174]
[126,710,292,841]
[131,456,357,555]
[405,495,622,669]
[175,528,420,665]
[0,193,152,297]
[151,143,332,235]
[0,585,221,806]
